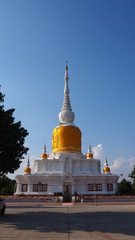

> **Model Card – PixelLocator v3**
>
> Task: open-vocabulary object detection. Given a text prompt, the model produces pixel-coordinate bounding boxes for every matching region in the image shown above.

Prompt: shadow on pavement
[0,209,135,237]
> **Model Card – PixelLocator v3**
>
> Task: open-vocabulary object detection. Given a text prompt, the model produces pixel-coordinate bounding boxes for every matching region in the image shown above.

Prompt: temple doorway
[63,184,72,202]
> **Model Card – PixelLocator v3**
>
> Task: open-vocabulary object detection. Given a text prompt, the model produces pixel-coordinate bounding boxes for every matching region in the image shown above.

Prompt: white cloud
[92,144,106,162]
[110,156,125,171]
[128,156,135,167]
[110,156,135,181]
[92,143,135,181]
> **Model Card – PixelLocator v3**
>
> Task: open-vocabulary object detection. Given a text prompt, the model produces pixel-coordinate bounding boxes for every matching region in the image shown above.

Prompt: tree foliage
[0,176,16,195]
[129,165,135,183]
[0,86,29,176]
[118,179,132,195]
[131,182,135,193]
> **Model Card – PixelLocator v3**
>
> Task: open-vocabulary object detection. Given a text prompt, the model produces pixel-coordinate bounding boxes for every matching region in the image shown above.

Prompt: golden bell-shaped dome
[52,125,81,153]
[103,166,110,173]
[87,153,93,159]
[24,167,31,174]
[41,153,48,159]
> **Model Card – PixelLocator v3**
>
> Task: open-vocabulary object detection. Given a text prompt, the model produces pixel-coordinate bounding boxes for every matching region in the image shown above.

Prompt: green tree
[0,176,16,195]
[118,179,132,195]
[0,86,29,176]
[1,187,11,195]
[131,182,135,193]
[129,165,135,183]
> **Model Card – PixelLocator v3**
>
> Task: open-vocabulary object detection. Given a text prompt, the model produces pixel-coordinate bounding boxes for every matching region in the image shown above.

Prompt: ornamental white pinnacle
[104,158,109,168]
[62,63,72,111]
[88,144,92,154]
[27,154,30,168]
[59,62,75,125]
[43,143,47,154]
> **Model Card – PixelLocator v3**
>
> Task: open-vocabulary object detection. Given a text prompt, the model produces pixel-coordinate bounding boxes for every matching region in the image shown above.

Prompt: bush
[0,176,16,195]
[131,182,135,193]
[1,187,11,195]
[118,179,132,195]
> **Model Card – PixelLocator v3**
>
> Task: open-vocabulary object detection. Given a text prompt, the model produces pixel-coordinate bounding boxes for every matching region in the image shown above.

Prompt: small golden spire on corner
[87,144,93,159]
[103,158,110,173]
[24,154,31,174]
[41,143,48,159]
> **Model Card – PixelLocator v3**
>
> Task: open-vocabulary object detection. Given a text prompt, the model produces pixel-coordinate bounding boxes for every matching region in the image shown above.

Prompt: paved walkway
[0,203,135,239]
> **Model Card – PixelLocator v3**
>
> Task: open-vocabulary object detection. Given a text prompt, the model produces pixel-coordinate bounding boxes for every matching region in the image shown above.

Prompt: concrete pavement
[0,203,135,239]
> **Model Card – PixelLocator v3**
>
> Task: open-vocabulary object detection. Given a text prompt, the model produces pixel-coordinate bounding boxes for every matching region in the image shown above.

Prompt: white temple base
[15,153,119,198]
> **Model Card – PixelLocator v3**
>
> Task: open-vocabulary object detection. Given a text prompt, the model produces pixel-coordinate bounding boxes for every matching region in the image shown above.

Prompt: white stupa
[15,63,119,201]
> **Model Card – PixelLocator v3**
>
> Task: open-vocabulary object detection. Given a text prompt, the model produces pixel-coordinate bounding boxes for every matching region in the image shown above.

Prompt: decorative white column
[27,184,31,194]
[18,183,22,194]
[102,183,106,194]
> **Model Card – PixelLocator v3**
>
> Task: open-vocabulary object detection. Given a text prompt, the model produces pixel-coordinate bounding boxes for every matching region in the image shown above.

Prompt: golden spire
[87,144,93,159]
[103,158,110,173]
[41,143,48,159]
[24,154,31,174]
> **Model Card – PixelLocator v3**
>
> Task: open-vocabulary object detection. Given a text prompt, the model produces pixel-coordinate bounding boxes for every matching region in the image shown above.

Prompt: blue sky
[0,0,135,179]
